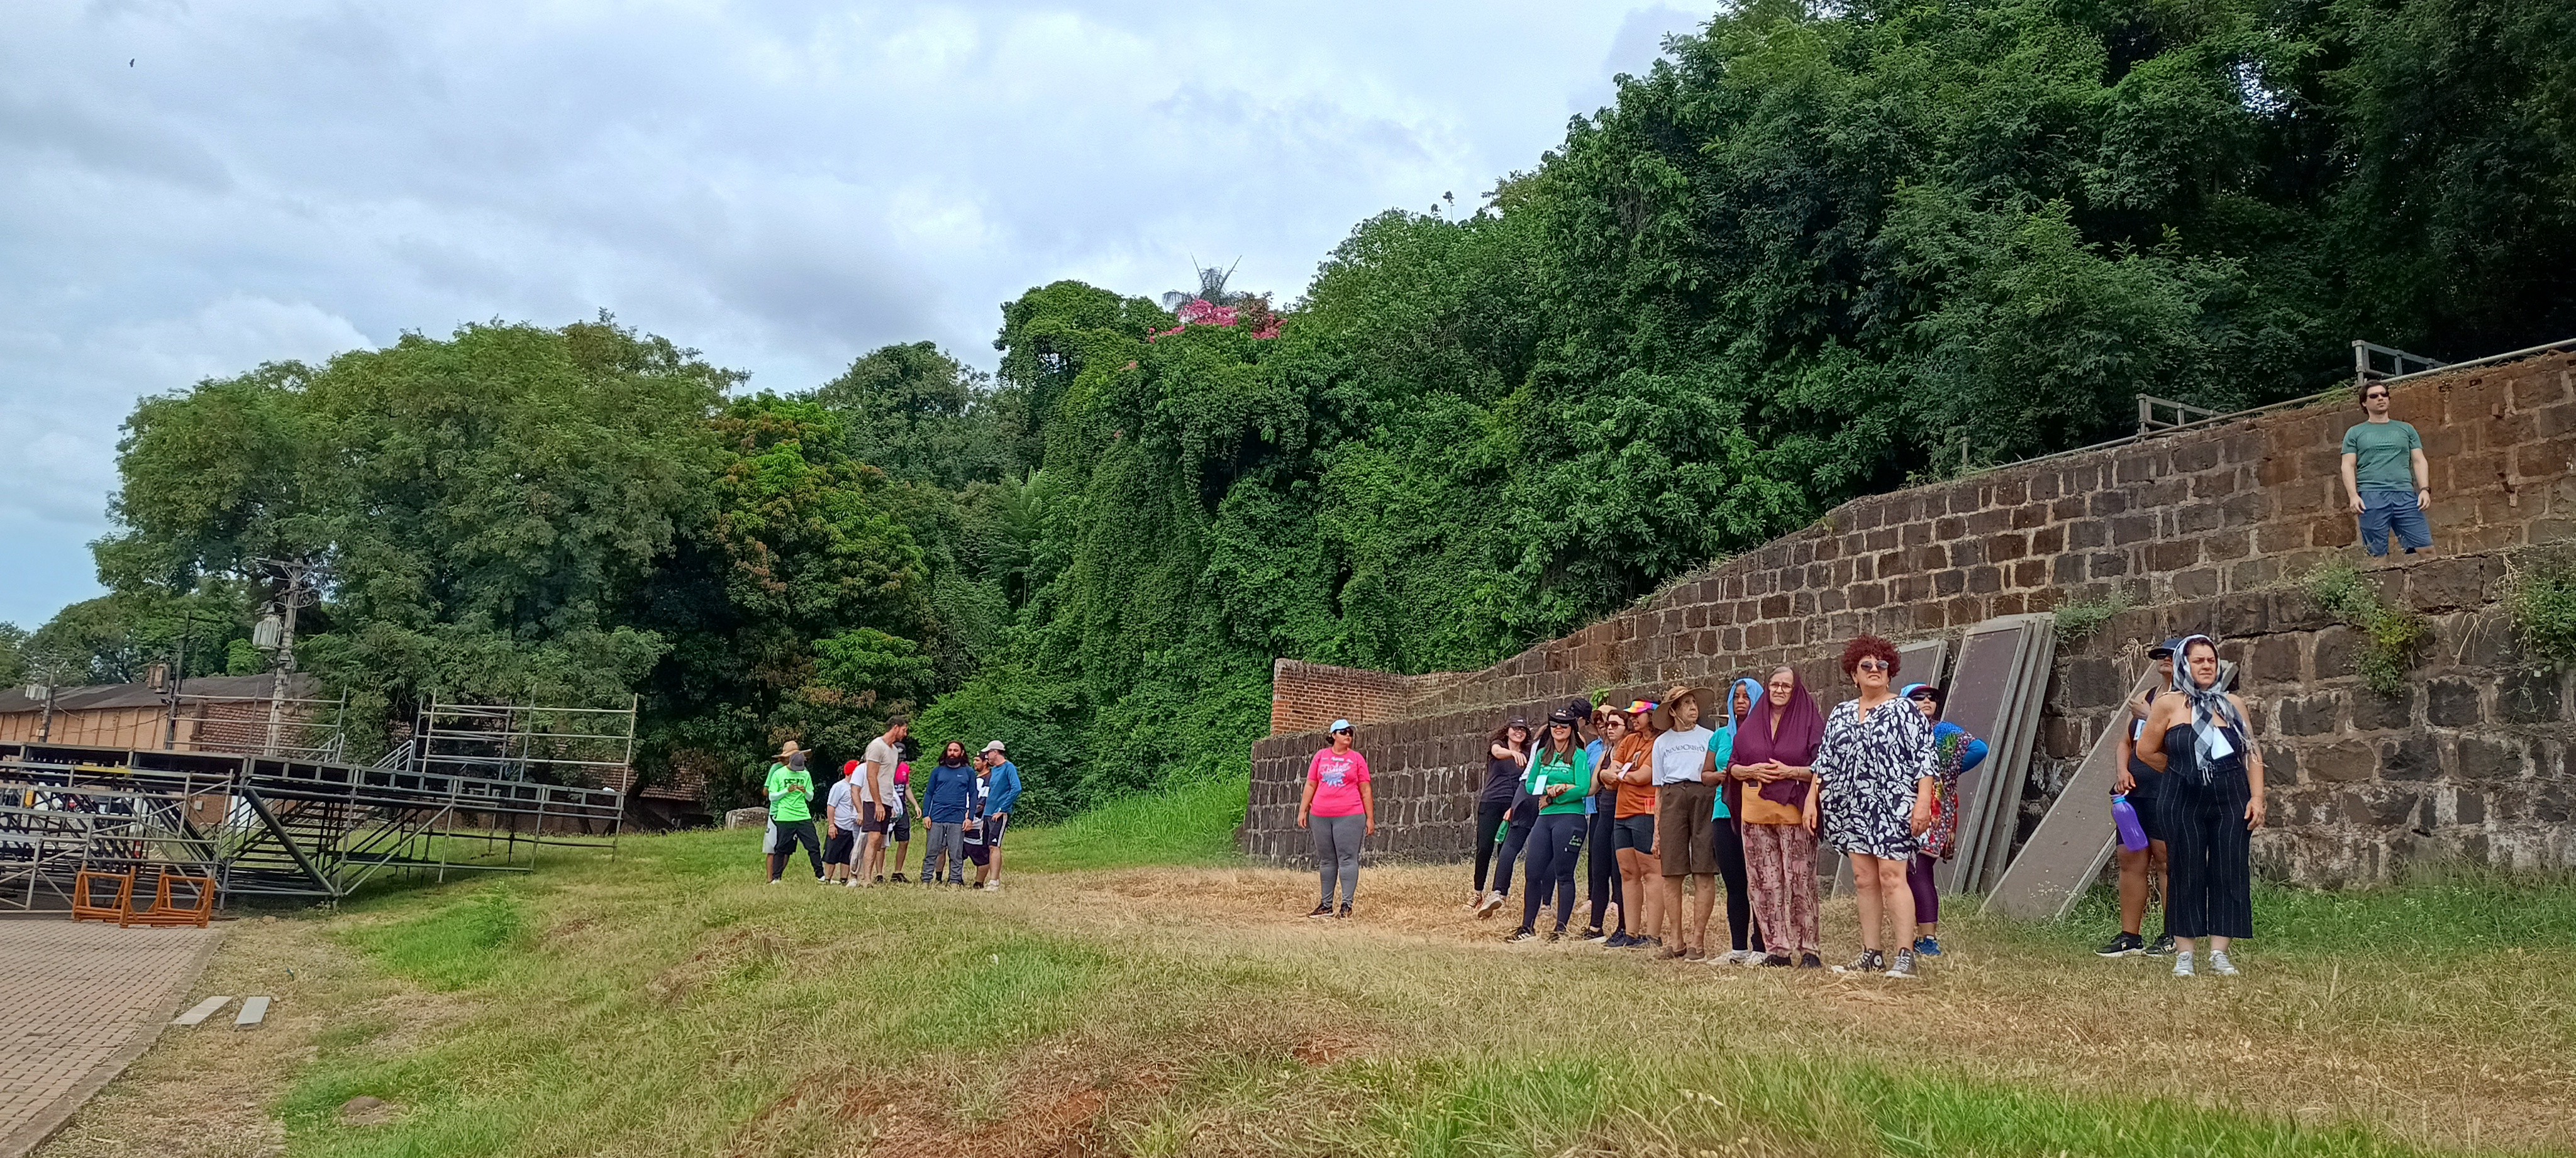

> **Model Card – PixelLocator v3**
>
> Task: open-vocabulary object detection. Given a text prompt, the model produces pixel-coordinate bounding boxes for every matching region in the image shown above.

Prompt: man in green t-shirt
[2340,380,2432,557]
[763,742,826,884]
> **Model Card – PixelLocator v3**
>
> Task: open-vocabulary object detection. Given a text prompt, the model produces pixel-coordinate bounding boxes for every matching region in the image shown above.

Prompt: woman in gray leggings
[1297,719,1377,918]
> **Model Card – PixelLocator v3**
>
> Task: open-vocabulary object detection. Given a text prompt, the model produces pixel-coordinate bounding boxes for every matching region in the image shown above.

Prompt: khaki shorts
[1657,780,1720,876]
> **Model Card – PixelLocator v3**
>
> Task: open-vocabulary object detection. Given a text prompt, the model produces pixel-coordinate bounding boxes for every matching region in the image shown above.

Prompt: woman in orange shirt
[1602,698,1662,949]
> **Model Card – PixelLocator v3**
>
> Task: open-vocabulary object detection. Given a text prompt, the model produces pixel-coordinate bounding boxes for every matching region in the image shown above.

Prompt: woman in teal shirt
[1507,708,1594,943]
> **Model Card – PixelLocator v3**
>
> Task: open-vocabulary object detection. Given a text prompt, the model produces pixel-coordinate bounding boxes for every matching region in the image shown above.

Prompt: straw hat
[1649,687,1712,732]
[775,739,802,759]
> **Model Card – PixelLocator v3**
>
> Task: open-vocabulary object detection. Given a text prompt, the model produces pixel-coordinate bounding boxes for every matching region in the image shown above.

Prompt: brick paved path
[0,921,221,1158]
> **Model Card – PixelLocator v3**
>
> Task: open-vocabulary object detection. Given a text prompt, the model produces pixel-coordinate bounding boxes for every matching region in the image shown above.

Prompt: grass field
[34,781,2576,1158]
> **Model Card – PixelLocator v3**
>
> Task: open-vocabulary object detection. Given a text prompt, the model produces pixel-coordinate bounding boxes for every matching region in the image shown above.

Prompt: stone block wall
[1243,348,2576,883]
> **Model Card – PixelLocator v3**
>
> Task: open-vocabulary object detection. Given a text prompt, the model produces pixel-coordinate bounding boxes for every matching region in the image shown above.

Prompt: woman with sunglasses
[1581,705,1627,941]
[1899,683,1985,957]
[1506,708,1593,942]
[2135,634,2264,977]
[1602,699,1662,949]
[1296,719,1375,919]
[1815,635,1940,979]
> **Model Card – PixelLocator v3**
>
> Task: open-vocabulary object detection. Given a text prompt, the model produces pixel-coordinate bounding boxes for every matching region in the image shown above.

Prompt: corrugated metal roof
[0,673,321,714]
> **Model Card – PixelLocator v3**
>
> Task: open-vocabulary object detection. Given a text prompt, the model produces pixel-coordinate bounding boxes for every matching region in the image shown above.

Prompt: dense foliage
[25,0,2572,819]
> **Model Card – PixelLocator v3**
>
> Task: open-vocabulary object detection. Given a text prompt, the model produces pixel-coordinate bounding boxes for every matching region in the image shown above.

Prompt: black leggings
[768,819,824,881]
[1587,805,1621,932]
[2165,760,2254,940]
[1710,818,1763,953]
[1521,813,1585,933]
[1493,800,1538,896]
[1472,800,1511,891]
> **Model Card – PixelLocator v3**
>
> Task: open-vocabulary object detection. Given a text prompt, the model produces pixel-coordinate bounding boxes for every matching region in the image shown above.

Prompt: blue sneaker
[1913,936,1943,957]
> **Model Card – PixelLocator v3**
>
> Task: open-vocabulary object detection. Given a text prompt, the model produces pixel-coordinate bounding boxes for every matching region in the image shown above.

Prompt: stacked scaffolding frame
[0,736,624,909]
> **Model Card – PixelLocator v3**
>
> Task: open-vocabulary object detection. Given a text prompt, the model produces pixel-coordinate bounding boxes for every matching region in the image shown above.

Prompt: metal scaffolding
[0,731,626,910]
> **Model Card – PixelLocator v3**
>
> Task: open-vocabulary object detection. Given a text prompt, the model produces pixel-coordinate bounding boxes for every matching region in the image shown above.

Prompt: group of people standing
[1294,631,2265,979]
[759,715,1026,892]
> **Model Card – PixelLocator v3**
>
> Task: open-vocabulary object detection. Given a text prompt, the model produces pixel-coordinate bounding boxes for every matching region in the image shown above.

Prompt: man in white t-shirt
[1650,686,1722,961]
[856,715,909,887]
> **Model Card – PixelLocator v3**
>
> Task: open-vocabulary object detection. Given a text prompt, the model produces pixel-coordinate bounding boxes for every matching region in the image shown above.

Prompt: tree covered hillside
[26,0,2572,818]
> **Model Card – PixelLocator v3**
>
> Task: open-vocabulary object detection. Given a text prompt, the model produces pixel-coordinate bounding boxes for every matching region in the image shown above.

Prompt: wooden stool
[70,869,135,924]
[125,871,217,929]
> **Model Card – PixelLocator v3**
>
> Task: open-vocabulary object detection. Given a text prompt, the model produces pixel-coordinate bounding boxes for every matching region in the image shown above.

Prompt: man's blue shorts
[2358,490,2431,556]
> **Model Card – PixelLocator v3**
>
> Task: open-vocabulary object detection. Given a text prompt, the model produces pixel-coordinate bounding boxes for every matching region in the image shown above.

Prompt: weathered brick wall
[1269,659,1457,737]
[1243,348,2576,881]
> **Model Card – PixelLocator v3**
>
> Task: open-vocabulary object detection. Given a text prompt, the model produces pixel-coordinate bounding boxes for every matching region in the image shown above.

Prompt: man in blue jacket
[977,741,1023,892]
[919,744,980,885]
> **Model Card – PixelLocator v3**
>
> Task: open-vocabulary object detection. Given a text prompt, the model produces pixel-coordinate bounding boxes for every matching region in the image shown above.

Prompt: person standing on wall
[1506,707,1593,943]
[1582,704,1622,941]
[763,742,826,884]
[2101,640,2180,958]
[856,717,908,887]
[1474,718,1534,918]
[1899,683,1985,959]
[1816,636,1940,979]
[919,740,978,885]
[1297,719,1375,918]
[2341,380,2433,557]
[1650,686,1723,962]
[2136,634,2265,978]
[1731,668,1824,968]
[1602,700,1661,949]
[977,740,1022,891]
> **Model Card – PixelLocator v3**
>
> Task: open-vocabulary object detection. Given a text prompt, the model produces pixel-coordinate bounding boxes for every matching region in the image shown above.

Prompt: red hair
[1840,634,1900,676]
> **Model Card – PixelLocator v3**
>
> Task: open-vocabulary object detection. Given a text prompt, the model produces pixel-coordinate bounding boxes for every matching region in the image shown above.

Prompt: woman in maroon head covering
[1726,664,1826,968]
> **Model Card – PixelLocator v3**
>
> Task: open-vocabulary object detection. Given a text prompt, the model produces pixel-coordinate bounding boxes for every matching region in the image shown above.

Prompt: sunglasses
[1856,659,1892,672]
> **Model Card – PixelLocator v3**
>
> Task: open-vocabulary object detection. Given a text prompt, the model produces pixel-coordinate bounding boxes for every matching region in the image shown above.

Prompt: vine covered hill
[35,0,2576,817]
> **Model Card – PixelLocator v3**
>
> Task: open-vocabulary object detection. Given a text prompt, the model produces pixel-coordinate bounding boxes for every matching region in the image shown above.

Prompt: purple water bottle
[2111,794,2149,852]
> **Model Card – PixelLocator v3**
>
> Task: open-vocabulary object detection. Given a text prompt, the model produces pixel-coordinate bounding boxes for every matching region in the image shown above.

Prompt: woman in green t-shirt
[1507,708,1595,943]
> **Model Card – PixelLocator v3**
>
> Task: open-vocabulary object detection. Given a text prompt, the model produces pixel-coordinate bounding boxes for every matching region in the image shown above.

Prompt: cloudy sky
[0,0,1706,629]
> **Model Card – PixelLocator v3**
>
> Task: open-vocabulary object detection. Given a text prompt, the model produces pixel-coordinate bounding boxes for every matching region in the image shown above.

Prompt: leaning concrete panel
[1983,666,2165,920]
[1968,625,2057,894]
[1940,616,2045,895]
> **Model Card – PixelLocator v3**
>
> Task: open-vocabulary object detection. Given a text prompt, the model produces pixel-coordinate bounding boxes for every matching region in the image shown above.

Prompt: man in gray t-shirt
[2340,380,2431,556]
[857,717,909,886]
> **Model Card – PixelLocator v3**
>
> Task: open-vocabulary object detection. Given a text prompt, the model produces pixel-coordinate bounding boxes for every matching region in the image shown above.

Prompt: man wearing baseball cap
[2101,640,2180,957]
[975,740,1023,891]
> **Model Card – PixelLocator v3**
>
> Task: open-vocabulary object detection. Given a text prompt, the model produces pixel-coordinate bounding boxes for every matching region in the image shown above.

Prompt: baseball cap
[1329,719,1353,733]
[982,740,1007,754]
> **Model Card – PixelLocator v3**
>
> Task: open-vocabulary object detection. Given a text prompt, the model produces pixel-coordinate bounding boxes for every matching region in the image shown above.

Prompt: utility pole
[255,559,323,756]
[164,606,192,751]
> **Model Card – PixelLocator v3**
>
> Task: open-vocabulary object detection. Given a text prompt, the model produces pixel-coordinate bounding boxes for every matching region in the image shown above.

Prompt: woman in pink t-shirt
[1296,719,1376,919]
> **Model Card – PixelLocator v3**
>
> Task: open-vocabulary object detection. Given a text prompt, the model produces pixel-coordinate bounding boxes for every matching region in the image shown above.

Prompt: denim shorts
[2358,490,2431,556]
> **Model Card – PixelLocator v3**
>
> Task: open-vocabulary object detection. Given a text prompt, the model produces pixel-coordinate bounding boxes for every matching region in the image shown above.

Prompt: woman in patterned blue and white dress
[1814,634,1940,979]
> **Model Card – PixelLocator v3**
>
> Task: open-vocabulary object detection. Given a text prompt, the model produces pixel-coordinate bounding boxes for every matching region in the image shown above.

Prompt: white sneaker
[982,881,1000,891]
[767,878,782,886]
[1736,949,1768,966]
[842,878,858,888]
[2173,951,2195,978]
[2209,951,2239,976]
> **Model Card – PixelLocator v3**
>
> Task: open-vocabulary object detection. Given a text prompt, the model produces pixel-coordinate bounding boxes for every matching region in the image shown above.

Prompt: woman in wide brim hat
[1648,688,1713,734]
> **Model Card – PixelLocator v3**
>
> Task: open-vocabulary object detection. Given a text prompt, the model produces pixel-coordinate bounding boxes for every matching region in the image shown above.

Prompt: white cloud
[0,0,1712,627]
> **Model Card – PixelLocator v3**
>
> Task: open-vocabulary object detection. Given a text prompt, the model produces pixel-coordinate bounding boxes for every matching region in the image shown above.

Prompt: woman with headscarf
[1602,698,1661,949]
[2136,634,2265,977]
[1815,636,1940,979]
[1506,707,1593,942]
[1703,681,1765,965]
[1900,683,1986,957]
[1470,717,1532,915]
[1729,667,1824,968]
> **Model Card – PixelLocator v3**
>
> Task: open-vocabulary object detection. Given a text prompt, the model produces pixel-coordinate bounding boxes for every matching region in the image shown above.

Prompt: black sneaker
[1604,932,1635,949]
[1761,954,1794,968]
[1543,929,1564,943]
[1832,949,1886,974]
[2096,932,2145,958]
[1580,927,1606,942]
[890,873,910,883]
[874,875,887,885]
[1797,953,1823,969]
[1505,928,1535,943]
[1631,936,1662,951]
[2145,932,2177,957]
[1335,903,1352,920]
[1306,903,1333,918]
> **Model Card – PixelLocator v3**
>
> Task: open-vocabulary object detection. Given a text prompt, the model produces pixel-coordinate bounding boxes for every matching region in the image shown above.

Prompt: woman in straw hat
[1649,685,1723,960]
